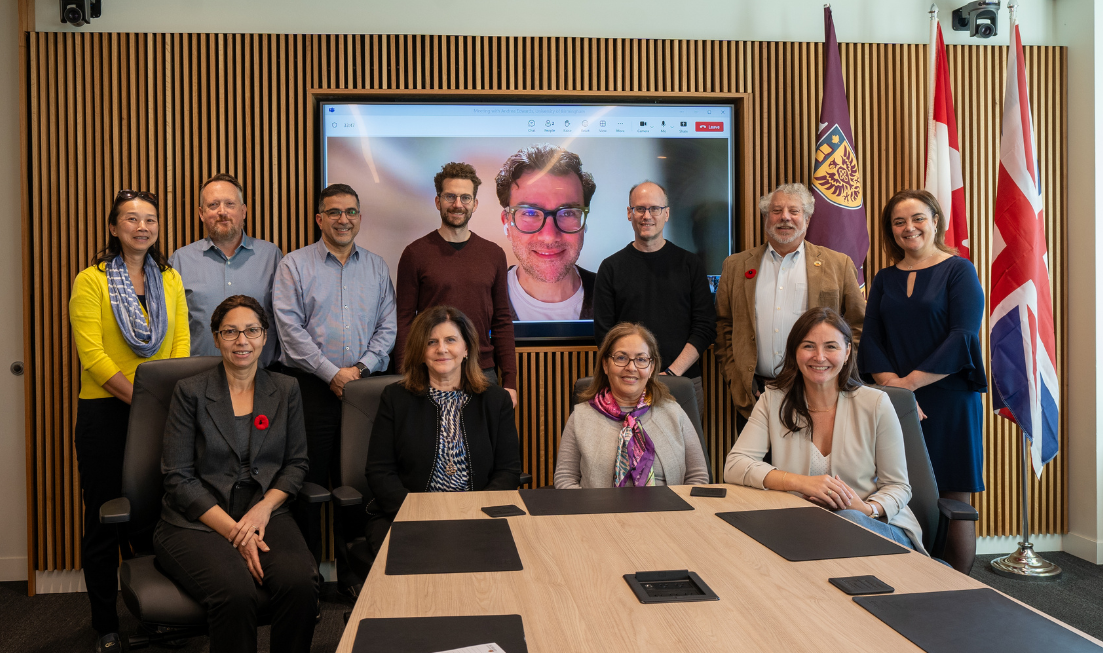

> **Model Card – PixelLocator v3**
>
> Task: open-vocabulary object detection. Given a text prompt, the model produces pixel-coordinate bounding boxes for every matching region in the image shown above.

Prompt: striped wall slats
[22,34,1067,580]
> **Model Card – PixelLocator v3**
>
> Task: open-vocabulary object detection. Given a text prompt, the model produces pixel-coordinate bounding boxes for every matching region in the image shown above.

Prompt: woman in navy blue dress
[858,189,986,574]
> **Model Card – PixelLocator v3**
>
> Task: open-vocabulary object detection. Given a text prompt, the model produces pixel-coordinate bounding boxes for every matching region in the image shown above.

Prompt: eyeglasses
[322,207,360,219]
[609,353,653,369]
[439,192,475,207]
[506,205,588,234]
[216,326,265,341]
[629,205,668,218]
[116,189,158,205]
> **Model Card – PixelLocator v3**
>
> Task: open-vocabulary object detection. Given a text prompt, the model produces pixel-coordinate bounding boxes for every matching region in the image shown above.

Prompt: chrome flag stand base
[991,542,1062,580]
[990,429,1062,581]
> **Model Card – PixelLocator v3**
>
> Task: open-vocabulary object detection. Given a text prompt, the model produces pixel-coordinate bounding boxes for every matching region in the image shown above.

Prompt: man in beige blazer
[715,183,866,422]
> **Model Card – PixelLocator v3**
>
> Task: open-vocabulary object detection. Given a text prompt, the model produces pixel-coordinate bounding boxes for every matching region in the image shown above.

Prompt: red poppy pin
[745,269,757,279]
[254,415,269,431]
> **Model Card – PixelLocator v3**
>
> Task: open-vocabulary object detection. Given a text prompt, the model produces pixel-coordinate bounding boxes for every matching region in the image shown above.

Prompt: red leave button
[695,121,724,132]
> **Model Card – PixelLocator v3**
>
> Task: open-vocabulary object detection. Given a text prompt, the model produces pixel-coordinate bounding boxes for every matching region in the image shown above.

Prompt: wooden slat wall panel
[22,33,1067,575]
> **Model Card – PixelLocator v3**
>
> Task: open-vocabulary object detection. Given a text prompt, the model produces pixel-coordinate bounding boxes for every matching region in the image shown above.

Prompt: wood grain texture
[336,487,1098,653]
[21,34,1067,578]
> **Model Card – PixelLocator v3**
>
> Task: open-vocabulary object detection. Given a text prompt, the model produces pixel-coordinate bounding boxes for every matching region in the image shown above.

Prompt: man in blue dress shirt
[272,182,397,594]
[169,173,283,366]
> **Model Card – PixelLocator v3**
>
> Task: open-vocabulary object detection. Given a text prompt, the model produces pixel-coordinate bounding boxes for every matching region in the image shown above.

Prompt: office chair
[98,357,331,649]
[331,376,532,581]
[571,375,712,482]
[873,384,979,559]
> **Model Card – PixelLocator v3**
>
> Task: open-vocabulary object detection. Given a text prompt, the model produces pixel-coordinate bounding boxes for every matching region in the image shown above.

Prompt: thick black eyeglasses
[506,205,588,234]
[116,189,159,205]
[216,326,266,341]
[629,205,668,218]
[609,353,653,369]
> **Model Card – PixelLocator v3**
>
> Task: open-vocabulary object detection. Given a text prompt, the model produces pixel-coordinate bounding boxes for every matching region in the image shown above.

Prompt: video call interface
[320,103,736,339]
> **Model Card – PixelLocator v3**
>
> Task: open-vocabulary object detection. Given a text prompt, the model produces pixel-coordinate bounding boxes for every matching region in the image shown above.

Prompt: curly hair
[433,162,482,197]
[494,143,597,208]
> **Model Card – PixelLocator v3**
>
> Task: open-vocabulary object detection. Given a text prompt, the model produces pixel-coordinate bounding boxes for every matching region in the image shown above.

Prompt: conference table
[336,485,1101,652]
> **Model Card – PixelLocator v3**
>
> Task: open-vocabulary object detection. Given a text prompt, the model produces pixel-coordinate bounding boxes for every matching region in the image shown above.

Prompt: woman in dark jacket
[365,305,522,553]
[153,295,318,653]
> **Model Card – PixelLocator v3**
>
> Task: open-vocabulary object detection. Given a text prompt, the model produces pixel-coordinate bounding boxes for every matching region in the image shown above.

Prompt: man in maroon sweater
[395,162,518,405]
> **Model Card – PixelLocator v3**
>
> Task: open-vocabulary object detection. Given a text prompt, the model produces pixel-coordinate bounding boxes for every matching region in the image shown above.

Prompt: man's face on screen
[502,170,585,284]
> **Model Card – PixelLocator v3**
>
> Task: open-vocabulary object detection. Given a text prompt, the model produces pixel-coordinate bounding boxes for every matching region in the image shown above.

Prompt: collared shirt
[754,241,809,377]
[272,240,397,383]
[169,234,284,366]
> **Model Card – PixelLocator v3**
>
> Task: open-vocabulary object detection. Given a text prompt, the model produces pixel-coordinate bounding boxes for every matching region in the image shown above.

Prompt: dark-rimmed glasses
[216,326,265,341]
[609,353,653,369]
[439,192,475,206]
[506,205,588,234]
[629,205,668,218]
[116,189,159,205]
[322,207,360,219]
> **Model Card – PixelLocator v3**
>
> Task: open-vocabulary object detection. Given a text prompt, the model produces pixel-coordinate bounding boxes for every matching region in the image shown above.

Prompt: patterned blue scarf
[105,254,167,358]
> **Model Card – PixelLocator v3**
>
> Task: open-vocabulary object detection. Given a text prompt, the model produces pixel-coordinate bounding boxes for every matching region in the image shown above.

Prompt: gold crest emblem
[812,125,863,209]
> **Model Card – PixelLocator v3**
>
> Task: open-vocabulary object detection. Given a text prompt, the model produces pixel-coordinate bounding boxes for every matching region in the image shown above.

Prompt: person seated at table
[724,307,925,553]
[364,305,522,555]
[154,295,319,653]
[554,322,710,489]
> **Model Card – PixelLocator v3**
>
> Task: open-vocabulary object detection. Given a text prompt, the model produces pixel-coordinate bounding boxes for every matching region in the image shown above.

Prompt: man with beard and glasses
[395,162,517,405]
[715,182,865,429]
[170,173,283,366]
[496,143,596,321]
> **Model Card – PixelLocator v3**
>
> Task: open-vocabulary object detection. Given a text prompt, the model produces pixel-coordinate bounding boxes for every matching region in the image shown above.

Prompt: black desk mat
[385,519,523,575]
[715,507,910,561]
[855,588,1103,653]
[518,486,693,516]
[352,614,528,653]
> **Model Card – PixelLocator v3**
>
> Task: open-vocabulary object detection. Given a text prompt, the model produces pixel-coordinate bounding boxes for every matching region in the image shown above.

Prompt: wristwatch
[355,362,369,378]
[868,501,881,519]
[662,367,677,376]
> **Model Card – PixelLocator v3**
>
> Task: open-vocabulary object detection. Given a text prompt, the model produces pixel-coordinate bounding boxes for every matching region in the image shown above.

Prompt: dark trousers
[283,368,358,587]
[75,397,131,636]
[153,512,319,653]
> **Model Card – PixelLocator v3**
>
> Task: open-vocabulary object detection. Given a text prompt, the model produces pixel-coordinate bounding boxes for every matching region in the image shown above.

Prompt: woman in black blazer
[365,305,522,553]
[153,295,318,653]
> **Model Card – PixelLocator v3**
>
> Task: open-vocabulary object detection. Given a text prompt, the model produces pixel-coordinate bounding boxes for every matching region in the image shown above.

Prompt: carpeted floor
[1,552,1100,651]
[0,581,353,653]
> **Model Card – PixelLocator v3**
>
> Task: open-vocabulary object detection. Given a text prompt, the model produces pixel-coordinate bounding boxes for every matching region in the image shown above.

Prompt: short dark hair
[210,294,270,333]
[495,144,597,208]
[434,162,482,197]
[578,322,672,405]
[628,180,668,202]
[879,189,957,265]
[318,183,360,212]
[199,173,245,206]
[768,307,862,436]
[400,305,490,395]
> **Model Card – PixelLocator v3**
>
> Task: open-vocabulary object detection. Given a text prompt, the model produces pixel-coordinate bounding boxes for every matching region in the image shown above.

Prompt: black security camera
[60,0,102,27]
[952,1,1000,39]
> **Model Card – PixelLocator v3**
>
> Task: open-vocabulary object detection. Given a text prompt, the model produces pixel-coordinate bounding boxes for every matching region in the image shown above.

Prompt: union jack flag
[990,20,1059,477]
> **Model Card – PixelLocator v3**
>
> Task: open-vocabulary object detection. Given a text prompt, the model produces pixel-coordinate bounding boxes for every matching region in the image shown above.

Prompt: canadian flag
[924,17,970,260]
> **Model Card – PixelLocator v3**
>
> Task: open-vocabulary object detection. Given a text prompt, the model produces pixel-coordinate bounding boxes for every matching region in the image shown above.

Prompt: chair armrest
[298,482,332,504]
[938,498,979,521]
[331,485,363,507]
[99,497,131,524]
[519,473,533,488]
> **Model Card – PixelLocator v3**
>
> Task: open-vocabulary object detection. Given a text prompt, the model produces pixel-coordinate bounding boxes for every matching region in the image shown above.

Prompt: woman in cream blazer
[725,307,924,554]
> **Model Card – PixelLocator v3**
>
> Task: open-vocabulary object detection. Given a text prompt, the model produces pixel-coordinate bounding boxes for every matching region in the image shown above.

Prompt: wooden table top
[336,485,1099,653]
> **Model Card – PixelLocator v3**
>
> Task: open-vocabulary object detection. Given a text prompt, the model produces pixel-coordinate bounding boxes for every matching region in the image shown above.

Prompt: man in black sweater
[593,180,716,417]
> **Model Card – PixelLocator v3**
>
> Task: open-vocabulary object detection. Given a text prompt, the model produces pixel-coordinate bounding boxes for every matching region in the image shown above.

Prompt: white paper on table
[432,644,506,653]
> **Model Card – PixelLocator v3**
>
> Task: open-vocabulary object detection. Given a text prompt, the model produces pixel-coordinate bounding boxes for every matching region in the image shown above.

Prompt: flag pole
[989,428,1062,579]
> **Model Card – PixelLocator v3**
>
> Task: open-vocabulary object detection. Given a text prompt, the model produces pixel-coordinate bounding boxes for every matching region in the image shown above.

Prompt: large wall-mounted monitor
[319,101,737,340]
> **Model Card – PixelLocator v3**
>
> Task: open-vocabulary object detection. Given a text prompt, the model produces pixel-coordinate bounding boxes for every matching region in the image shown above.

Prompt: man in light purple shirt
[272,182,396,594]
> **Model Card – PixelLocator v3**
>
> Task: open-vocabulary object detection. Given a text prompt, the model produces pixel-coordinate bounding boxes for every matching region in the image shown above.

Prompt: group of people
[69,141,986,653]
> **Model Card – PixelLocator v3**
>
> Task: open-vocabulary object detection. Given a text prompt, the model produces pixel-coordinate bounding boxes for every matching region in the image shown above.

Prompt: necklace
[807,399,839,413]
[903,251,937,270]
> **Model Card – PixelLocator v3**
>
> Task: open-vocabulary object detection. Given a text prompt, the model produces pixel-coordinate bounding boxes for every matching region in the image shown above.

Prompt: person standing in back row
[593,180,715,418]
[395,162,517,405]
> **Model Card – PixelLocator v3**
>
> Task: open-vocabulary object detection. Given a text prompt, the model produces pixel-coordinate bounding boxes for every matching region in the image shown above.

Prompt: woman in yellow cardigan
[69,190,189,652]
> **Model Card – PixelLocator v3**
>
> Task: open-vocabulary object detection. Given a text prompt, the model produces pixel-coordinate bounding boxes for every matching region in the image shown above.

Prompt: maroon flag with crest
[806,6,870,286]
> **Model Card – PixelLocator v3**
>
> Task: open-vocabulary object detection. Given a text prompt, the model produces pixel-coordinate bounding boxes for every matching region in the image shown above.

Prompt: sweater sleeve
[686,254,717,355]
[69,268,121,387]
[723,392,776,488]
[394,244,418,374]
[865,392,912,520]
[592,258,616,348]
[553,412,584,489]
[166,269,191,358]
[488,243,518,390]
